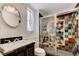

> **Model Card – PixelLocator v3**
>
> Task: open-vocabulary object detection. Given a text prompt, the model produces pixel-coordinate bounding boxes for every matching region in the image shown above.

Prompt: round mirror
[1,4,21,27]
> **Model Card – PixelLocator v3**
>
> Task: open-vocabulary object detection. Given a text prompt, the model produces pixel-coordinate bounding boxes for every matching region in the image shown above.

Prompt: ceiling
[30,3,77,16]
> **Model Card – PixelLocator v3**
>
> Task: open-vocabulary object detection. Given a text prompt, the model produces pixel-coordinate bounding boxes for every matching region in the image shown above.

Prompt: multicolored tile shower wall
[56,13,77,51]
[47,10,79,52]
[40,10,79,55]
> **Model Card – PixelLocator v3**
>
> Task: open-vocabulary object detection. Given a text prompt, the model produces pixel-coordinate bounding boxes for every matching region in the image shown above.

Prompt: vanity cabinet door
[16,46,25,56]
[25,43,35,56]
[26,47,34,56]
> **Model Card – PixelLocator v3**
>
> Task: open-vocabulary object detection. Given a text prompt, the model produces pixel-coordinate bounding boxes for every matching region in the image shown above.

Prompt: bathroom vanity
[0,36,35,56]
[4,42,35,56]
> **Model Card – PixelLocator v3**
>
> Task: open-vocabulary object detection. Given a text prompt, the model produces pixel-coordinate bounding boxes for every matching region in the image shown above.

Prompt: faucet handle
[13,38,19,42]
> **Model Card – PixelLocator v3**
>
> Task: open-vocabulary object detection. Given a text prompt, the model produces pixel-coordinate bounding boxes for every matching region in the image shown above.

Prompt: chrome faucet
[13,38,19,42]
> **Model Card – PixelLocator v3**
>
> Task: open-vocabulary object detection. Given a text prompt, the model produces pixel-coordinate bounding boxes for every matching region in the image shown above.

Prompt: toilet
[35,48,46,56]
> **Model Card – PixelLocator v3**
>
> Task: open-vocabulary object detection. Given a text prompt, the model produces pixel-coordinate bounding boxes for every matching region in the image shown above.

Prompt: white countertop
[0,40,35,54]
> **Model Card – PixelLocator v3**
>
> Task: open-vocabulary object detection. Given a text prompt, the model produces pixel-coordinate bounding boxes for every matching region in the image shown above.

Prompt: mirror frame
[1,4,21,28]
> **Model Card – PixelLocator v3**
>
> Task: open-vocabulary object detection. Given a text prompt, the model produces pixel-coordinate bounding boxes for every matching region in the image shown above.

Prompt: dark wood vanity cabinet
[25,47,34,56]
[5,42,35,56]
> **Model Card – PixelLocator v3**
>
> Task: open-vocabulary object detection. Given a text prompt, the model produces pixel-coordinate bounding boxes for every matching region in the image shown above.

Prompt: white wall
[0,3,39,48]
